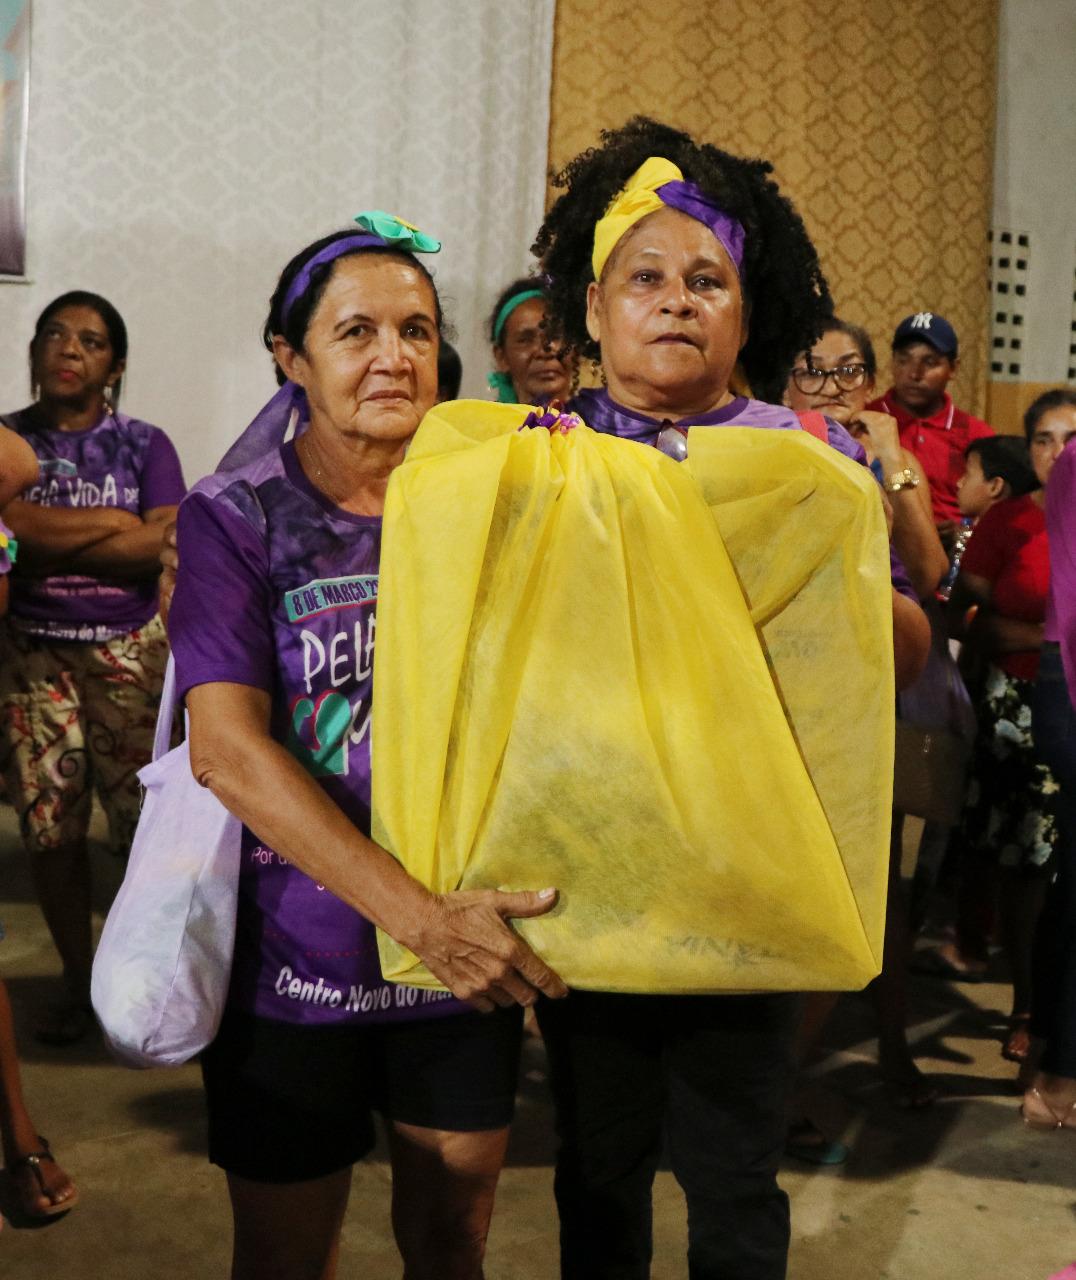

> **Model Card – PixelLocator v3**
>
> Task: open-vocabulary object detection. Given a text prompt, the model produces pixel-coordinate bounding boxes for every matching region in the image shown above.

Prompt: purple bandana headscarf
[656,180,746,275]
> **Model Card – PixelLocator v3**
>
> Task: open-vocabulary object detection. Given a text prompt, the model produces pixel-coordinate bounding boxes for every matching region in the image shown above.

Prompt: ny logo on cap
[910,312,934,329]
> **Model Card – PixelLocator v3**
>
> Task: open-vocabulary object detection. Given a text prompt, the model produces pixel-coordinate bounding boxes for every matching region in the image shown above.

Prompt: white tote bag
[91,656,242,1067]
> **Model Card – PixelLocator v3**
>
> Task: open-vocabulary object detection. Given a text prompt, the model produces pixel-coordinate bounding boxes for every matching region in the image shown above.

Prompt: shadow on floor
[124,1085,208,1156]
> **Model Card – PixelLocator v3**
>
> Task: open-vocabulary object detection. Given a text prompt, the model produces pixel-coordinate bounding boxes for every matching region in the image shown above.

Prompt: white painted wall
[992,0,1076,383]
[0,0,554,483]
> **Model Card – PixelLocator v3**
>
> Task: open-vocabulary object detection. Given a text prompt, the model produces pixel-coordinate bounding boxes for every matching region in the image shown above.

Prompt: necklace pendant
[656,424,688,461]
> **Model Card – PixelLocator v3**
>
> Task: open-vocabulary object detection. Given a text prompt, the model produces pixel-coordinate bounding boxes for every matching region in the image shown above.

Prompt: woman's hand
[865,440,947,599]
[158,520,178,630]
[189,681,569,1018]
[407,888,568,1013]
[850,410,903,472]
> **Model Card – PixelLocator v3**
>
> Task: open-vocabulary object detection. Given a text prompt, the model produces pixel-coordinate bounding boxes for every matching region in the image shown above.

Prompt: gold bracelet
[883,468,920,493]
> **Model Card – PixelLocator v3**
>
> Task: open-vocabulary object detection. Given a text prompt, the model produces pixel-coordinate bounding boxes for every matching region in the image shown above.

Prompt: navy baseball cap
[892,312,958,358]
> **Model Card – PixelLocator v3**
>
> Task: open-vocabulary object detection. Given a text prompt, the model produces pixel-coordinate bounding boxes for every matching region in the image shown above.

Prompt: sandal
[785,1117,849,1166]
[6,1137,79,1219]
[34,1000,94,1048]
[1002,1014,1032,1064]
[1021,1087,1076,1131]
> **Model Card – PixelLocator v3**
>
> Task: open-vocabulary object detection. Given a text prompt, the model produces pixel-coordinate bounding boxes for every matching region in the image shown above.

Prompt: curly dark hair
[533,117,833,403]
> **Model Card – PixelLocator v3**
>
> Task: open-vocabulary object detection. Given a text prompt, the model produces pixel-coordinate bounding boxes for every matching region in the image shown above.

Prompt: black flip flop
[4,1137,79,1225]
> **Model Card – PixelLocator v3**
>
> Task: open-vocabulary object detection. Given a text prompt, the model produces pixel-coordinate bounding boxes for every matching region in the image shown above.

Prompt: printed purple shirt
[570,389,916,599]
[169,440,463,1027]
[570,387,867,461]
[1,408,186,640]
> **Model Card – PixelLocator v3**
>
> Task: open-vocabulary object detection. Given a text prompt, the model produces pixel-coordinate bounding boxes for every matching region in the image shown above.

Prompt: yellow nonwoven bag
[372,400,894,993]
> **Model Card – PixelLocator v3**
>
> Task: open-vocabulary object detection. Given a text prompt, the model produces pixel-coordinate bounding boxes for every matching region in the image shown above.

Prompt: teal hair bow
[353,210,441,254]
[487,371,517,403]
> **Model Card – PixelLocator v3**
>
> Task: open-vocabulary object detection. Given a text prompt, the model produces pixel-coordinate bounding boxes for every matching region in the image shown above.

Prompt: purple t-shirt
[571,387,867,461]
[169,440,463,1027]
[570,388,916,599]
[1,408,186,640]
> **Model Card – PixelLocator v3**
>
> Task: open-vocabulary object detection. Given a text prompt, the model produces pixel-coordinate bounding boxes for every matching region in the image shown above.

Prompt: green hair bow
[353,210,441,254]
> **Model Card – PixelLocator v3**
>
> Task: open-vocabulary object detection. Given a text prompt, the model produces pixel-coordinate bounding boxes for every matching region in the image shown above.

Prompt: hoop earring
[102,385,115,413]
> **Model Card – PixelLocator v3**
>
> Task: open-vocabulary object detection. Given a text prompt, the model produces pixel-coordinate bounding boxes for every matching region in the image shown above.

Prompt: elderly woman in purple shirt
[0,292,185,1046]
[531,117,930,1280]
[169,217,566,1280]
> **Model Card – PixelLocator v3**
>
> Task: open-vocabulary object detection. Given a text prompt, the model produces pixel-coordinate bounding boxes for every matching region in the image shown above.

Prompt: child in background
[957,435,1037,517]
[944,435,1037,599]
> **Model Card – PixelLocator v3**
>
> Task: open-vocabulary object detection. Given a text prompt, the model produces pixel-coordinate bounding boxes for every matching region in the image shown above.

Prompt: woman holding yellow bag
[527,117,930,1280]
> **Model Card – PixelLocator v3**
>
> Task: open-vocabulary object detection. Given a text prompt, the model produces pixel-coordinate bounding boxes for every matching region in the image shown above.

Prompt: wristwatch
[883,468,920,493]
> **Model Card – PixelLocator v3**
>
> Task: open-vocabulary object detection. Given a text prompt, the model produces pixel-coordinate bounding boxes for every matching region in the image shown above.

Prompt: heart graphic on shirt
[287,691,351,777]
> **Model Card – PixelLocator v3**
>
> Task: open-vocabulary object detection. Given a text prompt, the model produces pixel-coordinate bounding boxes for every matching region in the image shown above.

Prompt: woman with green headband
[168,215,567,1280]
[532,117,930,1280]
[487,277,575,406]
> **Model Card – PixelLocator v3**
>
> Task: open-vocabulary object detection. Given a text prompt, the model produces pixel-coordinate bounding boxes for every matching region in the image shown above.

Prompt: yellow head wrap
[591,157,685,281]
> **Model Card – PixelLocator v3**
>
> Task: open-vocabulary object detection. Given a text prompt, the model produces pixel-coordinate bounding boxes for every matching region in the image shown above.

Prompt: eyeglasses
[790,363,868,394]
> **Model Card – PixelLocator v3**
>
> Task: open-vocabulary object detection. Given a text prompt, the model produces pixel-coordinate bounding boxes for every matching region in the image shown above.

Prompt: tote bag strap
[795,410,829,442]
[152,654,180,762]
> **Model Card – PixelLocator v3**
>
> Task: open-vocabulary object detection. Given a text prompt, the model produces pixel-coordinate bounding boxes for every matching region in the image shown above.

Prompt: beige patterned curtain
[549,0,999,415]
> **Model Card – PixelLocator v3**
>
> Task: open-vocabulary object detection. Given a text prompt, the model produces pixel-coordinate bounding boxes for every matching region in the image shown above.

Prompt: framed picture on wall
[0,0,30,278]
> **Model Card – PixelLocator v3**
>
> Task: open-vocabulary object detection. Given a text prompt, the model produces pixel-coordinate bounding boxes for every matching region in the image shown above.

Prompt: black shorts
[201,1004,523,1184]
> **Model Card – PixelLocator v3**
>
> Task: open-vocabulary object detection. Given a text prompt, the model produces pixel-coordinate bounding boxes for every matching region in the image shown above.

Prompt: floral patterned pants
[0,615,169,854]
[960,663,1059,875]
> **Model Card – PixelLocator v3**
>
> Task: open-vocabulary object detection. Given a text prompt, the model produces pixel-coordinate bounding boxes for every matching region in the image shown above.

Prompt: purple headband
[226,235,384,470]
[280,234,386,326]
[659,180,746,275]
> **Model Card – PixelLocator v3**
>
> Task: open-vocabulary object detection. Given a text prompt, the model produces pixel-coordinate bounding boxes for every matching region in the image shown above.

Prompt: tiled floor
[1,813,1074,1278]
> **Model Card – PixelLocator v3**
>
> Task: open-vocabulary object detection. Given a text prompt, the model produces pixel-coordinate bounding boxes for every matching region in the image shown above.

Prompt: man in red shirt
[867,312,994,550]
